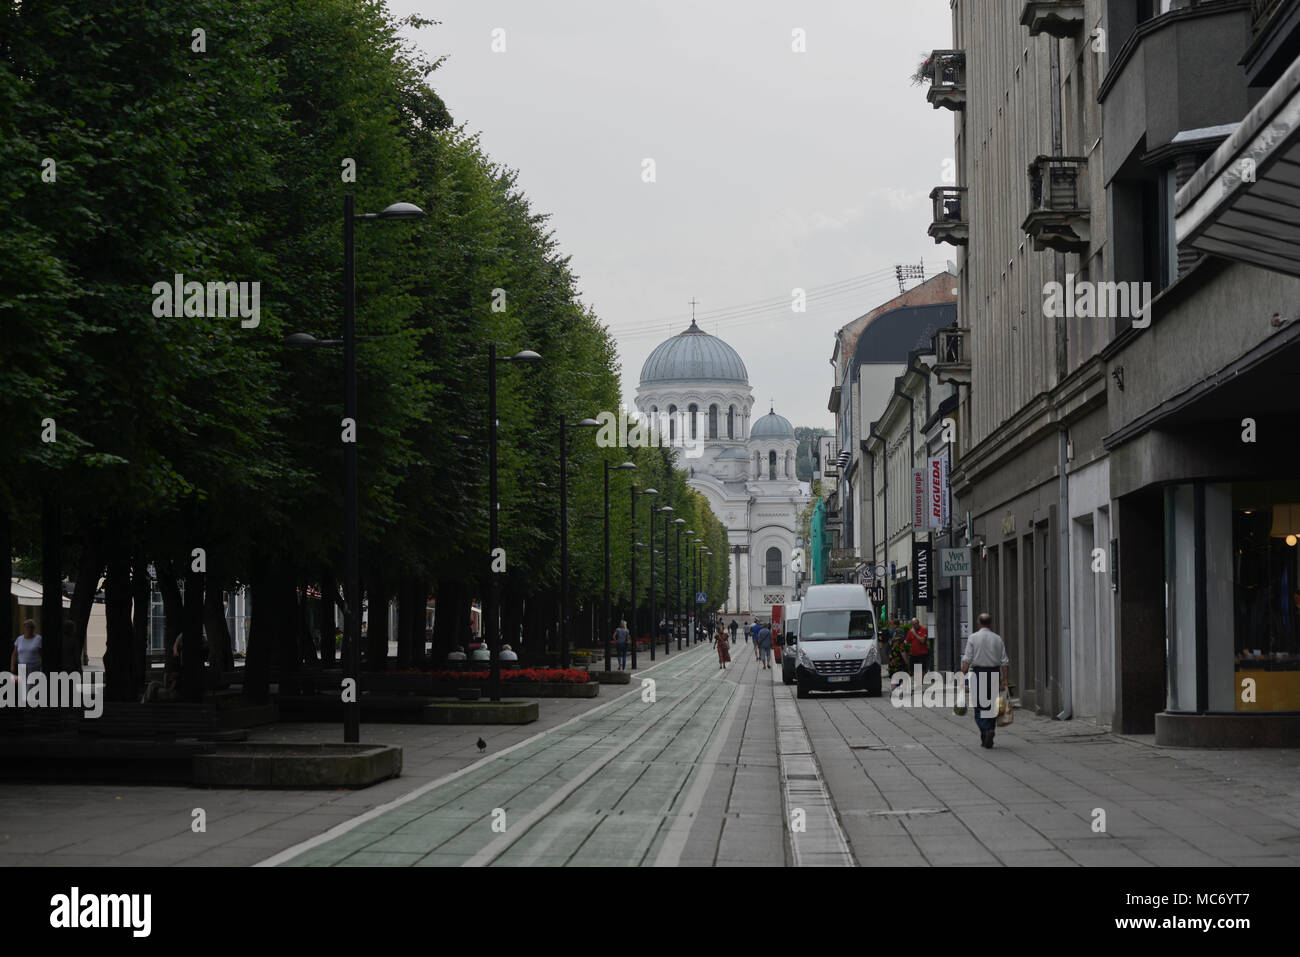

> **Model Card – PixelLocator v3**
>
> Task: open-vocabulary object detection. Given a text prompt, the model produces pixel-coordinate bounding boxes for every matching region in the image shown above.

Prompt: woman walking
[715,623,730,669]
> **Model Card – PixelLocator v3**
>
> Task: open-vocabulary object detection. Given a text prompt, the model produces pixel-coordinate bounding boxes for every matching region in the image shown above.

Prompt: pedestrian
[906,617,930,675]
[729,619,738,644]
[961,612,1010,749]
[888,624,911,678]
[715,623,730,669]
[758,620,773,669]
[613,619,630,670]
[499,643,518,663]
[11,619,42,695]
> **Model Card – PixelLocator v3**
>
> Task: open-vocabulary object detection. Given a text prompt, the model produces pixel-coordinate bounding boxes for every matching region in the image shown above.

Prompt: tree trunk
[366,569,388,671]
[182,559,205,702]
[320,566,338,667]
[0,509,13,675]
[103,552,134,702]
[408,578,427,669]
[67,540,102,669]
[395,578,414,670]
[130,557,150,699]
[40,490,63,673]
[275,564,299,685]
[204,584,234,677]
[243,549,272,704]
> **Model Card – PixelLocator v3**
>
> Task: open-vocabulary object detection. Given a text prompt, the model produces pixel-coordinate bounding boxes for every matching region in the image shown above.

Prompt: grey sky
[389,1,954,429]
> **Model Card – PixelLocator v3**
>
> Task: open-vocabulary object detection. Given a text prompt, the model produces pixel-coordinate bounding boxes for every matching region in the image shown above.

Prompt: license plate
[827,675,850,683]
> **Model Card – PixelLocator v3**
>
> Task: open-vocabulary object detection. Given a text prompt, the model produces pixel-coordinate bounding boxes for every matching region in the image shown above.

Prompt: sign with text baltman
[927,457,949,529]
[912,468,926,530]
[912,540,932,606]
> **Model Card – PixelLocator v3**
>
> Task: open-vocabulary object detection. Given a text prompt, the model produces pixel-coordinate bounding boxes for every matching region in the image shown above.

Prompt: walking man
[960,613,1010,749]
[729,619,738,644]
[757,620,773,669]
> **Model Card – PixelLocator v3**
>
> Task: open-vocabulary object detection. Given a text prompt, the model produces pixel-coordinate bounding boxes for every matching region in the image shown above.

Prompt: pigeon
[476,737,487,753]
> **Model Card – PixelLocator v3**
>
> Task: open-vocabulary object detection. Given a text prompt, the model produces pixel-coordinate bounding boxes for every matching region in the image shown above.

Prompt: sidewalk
[802,691,1300,866]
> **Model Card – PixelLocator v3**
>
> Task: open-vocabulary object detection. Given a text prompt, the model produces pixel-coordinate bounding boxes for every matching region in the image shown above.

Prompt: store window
[1232,486,1300,712]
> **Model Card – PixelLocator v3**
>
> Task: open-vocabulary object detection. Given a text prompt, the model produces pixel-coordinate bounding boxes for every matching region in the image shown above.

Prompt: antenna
[894,262,925,293]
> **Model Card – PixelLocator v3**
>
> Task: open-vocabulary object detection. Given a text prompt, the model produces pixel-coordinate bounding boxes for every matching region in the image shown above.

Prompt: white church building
[635,320,810,617]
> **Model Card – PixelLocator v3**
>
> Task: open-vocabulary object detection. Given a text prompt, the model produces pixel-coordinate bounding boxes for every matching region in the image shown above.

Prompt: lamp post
[290,196,425,744]
[604,461,636,671]
[487,345,543,702]
[684,530,694,643]
[673,518,685,649]
[659,506,674,656]
[558,417,601,670]
[632,486,658,668]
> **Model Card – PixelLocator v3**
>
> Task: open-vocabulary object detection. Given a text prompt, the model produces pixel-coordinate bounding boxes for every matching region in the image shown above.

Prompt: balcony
[928,187,969,246]
[1020,1,1086,38]
[1021,155,1090,253]
[923,50,966,111]
[932,326,972,385]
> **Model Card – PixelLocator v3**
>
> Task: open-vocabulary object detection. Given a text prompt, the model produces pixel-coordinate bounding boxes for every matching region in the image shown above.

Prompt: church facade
[635,320,810,618]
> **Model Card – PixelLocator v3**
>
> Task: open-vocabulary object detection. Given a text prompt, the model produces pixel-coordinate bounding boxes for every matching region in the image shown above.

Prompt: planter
[429,682,600,699]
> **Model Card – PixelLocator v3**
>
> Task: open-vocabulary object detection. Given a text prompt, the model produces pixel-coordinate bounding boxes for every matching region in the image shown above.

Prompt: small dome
[640,320,749,385]
[750,408,795,440]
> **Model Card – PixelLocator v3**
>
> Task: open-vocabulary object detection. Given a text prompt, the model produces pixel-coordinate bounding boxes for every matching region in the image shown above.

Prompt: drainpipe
[1050,35,1073,720]
[870,425,889,586]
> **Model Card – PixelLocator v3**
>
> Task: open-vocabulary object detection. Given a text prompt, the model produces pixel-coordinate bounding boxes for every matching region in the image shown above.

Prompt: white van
[789,584,881,698]
[781,600,802,685]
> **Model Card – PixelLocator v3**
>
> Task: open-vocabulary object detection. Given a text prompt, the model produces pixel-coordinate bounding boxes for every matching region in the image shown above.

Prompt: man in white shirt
[961,613,1010,749]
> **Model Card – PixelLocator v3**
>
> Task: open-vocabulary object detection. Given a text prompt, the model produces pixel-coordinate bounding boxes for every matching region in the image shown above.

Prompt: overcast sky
[389,0,955,429]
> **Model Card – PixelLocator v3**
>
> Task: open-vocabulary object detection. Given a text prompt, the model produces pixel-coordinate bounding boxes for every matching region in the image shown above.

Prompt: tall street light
[559,416,600,669]
[290,196,425,744]
[486,344,543,702]
[603,461,637,671]
[632,486,658,668]
[684,530,695,643]
[659,506,674,656]
[673,518,686,649]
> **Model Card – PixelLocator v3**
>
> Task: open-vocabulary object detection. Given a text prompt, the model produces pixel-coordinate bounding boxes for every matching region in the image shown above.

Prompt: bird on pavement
[476,737,487,753]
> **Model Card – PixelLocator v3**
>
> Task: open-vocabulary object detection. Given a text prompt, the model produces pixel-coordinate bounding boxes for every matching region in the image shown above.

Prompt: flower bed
[427,668,589,685]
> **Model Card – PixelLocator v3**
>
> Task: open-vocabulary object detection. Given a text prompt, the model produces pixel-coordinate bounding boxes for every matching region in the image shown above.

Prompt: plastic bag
[953,680,968,716]
[996,692,1013,726]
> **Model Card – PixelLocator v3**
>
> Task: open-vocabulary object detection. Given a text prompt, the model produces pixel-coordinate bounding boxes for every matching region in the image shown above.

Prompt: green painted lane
[283,643,752,867]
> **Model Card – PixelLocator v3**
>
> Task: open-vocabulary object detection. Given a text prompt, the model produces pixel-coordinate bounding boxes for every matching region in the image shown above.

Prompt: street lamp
[485,345,544,703]
[684,530,695,643]
[673,518,686,649]
[632,486,658,667]
[659,506,675,656]
[604,461,637,671]
[559,417,600,669]
[289,193,425,744]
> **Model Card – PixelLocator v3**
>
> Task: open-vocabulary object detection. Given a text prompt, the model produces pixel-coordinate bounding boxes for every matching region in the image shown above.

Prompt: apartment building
[926,0,1111,721]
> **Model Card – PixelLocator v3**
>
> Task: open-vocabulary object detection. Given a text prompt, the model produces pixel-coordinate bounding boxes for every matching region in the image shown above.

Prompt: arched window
[688,403,698,439]
[768,450,777,480]
[708,404,718,439]
[668,405,677,441]
[727,406,735,439]
[765,547,782,586]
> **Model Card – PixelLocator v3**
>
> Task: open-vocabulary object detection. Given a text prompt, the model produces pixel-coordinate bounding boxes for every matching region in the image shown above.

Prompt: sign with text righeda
[927,457,949,529]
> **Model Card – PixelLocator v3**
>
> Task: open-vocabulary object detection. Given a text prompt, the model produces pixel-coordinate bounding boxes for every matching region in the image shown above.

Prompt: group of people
[883,617,932,676]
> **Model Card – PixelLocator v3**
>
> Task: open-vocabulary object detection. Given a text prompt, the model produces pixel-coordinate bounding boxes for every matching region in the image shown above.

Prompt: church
[635,320,810,617]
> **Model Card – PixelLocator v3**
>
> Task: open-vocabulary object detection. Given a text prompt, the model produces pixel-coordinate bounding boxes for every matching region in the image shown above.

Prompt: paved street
[1,641,1297,867]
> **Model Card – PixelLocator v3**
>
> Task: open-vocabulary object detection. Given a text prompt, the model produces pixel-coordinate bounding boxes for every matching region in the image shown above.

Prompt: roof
[640,320,749,385]
[750,408,795,440]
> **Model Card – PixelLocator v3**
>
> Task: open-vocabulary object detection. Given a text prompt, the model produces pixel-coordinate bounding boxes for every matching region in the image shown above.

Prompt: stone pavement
[0,641,1296,866]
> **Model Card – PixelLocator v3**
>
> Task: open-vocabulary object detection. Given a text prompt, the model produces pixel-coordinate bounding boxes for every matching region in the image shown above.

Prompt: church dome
[640,321,748,385]
[750,408,795,440]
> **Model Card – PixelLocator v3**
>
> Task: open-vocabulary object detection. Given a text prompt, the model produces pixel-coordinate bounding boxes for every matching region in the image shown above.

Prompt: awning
[1175,51,1300,276]
[9,577,71,608]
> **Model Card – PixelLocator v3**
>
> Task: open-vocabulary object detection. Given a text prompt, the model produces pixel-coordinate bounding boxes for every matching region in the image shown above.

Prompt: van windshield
[799,610,875,641]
